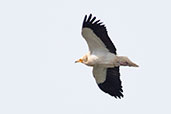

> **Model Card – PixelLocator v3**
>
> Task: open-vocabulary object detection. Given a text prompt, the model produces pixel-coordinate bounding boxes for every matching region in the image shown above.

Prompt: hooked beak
[75,59,83,63]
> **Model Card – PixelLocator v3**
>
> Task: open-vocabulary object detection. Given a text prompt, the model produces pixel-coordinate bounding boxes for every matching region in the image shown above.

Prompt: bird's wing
[93,66,123,98]
[82,14,117,54]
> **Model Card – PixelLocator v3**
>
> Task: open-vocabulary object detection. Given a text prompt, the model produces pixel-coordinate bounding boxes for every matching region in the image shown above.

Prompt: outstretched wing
[82,14,123,98]
[82,14,117,54]
[93,66,123,98]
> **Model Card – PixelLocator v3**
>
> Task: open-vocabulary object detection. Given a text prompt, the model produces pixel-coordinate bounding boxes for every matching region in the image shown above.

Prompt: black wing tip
[113,94,124,99]
[82,14,117,54]
[97,67,123,99]
[83,14,103,28]
[98,84,124,99]
[113,92,124,99]
[83,15,87,23]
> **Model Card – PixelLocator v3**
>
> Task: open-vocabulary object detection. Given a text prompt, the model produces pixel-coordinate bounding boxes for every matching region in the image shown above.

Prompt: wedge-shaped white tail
[116,56,139,67]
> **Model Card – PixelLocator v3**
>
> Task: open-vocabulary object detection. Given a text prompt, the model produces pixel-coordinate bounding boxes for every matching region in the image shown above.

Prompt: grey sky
[0,0,171,114]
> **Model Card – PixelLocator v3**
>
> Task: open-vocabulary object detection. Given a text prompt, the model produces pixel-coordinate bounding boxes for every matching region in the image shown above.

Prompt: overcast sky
[0,0,171,114]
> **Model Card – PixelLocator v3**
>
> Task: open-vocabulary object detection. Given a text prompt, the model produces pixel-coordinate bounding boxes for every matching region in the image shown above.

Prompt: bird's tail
[116,56,139,67]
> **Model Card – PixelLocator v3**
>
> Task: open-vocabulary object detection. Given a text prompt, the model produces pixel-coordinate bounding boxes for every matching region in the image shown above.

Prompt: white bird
[75,14,138,98]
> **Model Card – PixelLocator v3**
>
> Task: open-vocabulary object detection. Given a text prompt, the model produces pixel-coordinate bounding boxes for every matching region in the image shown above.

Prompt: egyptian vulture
[75,14,138,98]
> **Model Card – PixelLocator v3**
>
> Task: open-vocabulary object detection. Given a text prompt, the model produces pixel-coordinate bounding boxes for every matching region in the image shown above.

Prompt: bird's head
[75,55,88,64]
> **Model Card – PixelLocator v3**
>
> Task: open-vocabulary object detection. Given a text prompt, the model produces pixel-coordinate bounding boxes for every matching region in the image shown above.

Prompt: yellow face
[75,55,88,64]
[75,58,83,63]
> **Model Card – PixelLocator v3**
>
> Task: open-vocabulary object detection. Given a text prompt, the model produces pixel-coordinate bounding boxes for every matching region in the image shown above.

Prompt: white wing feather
[82,28,109,52]
[93,65,107,84]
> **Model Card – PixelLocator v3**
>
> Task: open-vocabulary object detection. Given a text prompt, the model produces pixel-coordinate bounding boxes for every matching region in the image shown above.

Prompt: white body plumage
[75,14,138,98]
[84,51,118,68]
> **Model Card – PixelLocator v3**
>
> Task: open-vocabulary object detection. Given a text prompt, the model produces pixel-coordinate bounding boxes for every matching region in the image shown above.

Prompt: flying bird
[75,14,138,98]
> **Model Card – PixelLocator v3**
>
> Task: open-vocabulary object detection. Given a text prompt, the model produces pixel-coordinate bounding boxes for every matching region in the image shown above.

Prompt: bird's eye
[83,56,88,62]
[85,56,88,62]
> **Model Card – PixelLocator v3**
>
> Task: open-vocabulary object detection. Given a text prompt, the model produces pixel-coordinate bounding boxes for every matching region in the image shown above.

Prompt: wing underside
[82,14,123,98]
[82,14,117,54]
[93,66,123,98]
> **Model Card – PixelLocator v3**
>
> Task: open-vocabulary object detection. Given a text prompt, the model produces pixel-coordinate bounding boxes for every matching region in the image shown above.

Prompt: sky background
[0,0,171,114]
